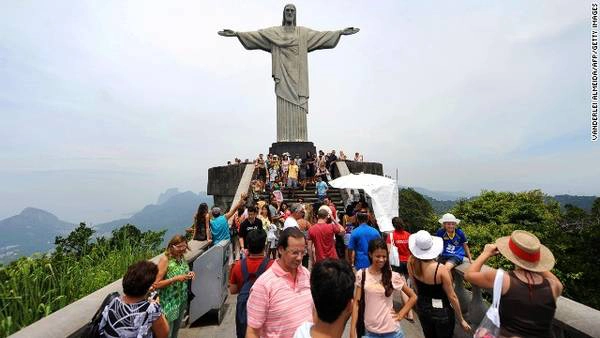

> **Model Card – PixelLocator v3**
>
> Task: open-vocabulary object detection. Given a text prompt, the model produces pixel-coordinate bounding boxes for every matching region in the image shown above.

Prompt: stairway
[257,182,346,213]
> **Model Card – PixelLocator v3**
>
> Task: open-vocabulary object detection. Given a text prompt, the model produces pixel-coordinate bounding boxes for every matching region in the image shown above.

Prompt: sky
[0,0,598,223]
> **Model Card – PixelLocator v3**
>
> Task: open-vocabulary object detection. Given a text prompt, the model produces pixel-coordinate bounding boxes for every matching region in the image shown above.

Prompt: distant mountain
[0,191,213,265]
[402,186,471,201]
[423,196,458,215]
[553,195,598,212]
[0,208,75,264]
[157,188,180,205]
[95,191,213,243]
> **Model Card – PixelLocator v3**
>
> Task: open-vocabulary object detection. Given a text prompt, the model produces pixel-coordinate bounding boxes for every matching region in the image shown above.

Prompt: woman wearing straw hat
[465,230,563,337]
[408,230,471,338]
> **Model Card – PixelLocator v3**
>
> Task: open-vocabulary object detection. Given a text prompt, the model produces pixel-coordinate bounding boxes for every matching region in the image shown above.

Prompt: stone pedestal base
[269,141,316,157]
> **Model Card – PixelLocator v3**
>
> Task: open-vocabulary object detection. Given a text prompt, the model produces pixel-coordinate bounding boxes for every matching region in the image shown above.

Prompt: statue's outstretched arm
[218,29,237,37]
[341,27,360,35]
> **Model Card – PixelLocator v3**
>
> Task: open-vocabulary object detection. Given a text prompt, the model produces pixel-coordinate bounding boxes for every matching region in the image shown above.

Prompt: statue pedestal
[269,141,316,157]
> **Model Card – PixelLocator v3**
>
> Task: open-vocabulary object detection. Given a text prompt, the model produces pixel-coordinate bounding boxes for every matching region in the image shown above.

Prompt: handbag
[474,269,504,338]
[356,269,367,337]
[79,292,120,337]
[388,233,400,267]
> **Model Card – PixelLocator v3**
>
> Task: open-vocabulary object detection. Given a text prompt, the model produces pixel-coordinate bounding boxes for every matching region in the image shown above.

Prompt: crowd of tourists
[97,188,563,338]
[253,150,345,192]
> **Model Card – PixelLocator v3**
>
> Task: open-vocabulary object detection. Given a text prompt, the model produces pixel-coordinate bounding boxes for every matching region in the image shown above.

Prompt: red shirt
[308,221,343,262]
[327,202,338,221]
[229,256,274,290]
[386,230,411,262]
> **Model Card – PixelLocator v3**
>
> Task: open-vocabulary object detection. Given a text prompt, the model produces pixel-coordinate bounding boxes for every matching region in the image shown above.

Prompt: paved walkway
[180,294,425,338]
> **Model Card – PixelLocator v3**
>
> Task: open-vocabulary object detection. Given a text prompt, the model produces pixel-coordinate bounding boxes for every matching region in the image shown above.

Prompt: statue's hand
[341,27,360,35]
[218,29,237,37]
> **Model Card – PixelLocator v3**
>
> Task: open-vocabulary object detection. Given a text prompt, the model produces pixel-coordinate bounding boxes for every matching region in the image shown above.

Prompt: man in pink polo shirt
[246,227,313,338]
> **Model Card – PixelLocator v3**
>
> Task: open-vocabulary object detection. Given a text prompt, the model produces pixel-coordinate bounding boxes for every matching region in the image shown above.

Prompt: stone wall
[344,160,383,175]
[331,160,384,179]
[207,163,255,210]
[207,163,252,209]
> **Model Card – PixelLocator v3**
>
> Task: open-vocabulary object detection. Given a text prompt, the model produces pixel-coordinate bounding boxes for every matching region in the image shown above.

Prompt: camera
[149,291,159,301]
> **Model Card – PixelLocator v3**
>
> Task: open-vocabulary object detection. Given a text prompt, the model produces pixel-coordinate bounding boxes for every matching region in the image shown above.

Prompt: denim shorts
[363,328,405,338]
[437,255,462,267]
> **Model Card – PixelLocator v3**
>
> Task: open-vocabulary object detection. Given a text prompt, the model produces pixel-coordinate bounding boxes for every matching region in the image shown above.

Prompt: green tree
[591,197,600,224]
[110,224,143,248]
[398,188,436,233]
[452,190,600,309]
[54,222,95,257]
[1,223,166,336]
[562,204,588,229]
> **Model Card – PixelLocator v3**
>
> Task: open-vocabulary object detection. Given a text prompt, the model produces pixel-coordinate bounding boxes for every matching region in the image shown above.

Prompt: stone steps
[257,183,345,212]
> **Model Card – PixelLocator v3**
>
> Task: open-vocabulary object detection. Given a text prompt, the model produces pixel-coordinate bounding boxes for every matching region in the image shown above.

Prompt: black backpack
[235,257,270,338]
[78,291,120,338]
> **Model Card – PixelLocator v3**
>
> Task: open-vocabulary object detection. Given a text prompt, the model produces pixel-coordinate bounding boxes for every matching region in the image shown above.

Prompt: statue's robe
[237,26,342,142]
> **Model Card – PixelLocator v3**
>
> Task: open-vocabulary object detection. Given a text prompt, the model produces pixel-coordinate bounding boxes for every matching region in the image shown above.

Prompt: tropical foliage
[403,189,600,310]
[398,188,437,233]
[0,223,165,337]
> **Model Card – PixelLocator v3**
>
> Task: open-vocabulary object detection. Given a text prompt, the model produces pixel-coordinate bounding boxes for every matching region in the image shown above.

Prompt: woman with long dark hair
[386,217,414,321]
[350,239,416,338]
[190,203,211,242]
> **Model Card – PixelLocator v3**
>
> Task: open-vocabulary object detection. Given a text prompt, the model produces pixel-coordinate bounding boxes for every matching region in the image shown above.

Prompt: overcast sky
[1,1,597,223]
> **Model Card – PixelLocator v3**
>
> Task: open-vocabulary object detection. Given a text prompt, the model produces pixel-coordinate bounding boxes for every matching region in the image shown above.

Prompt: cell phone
[149,291,159,301]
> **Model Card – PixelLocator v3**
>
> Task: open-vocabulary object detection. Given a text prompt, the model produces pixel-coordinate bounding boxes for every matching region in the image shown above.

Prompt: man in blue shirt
[348,210,381,270]
[315,176,328,202]
[210,193,248,245]
[435,213,472,270]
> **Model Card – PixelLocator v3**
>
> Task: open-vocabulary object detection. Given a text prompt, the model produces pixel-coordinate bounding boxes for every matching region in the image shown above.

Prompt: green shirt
[160,257,189,322]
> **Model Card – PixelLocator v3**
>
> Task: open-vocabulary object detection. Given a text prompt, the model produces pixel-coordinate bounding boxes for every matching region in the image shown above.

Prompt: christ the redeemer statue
[219,4,359,142]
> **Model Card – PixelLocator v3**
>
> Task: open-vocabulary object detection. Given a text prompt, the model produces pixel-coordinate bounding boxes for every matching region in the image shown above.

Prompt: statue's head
[282,4,296,26]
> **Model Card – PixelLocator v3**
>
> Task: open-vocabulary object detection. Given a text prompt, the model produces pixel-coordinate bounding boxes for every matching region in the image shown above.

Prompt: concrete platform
[180,294,425,338]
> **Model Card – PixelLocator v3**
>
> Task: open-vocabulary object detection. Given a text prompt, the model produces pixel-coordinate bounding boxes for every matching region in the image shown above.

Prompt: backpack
[78,291,120,338]
[235,257,270,338]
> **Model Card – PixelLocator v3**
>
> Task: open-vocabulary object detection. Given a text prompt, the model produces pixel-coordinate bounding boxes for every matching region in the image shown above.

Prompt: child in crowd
[435,213,472,270]
[315,176,328,202]
[266,222,278,259]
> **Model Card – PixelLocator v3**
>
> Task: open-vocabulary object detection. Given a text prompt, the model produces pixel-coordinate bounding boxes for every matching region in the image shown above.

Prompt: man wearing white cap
[435,213,472,270]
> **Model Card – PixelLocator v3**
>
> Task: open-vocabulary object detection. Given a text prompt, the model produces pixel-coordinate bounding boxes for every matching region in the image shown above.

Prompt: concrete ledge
[9,240,210,338]
[342,160,383,176]
[207,163,251,197]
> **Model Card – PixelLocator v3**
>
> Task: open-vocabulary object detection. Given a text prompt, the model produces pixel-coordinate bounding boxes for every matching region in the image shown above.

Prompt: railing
[233,163,255,207]
[451,262,600,338]
[9,240,210,338]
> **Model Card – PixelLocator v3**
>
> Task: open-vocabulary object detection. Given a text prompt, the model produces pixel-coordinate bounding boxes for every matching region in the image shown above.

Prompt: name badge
[432,298,443,309]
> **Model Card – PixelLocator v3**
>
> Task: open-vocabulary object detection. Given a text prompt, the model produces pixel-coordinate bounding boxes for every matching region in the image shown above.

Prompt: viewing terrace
[8,161,600,338]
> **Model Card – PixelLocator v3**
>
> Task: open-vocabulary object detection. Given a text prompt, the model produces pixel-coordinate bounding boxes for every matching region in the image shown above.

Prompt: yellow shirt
[288,164,299,179]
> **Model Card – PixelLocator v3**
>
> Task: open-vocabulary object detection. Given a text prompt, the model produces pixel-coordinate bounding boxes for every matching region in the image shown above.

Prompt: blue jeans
[363,328,405,338]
